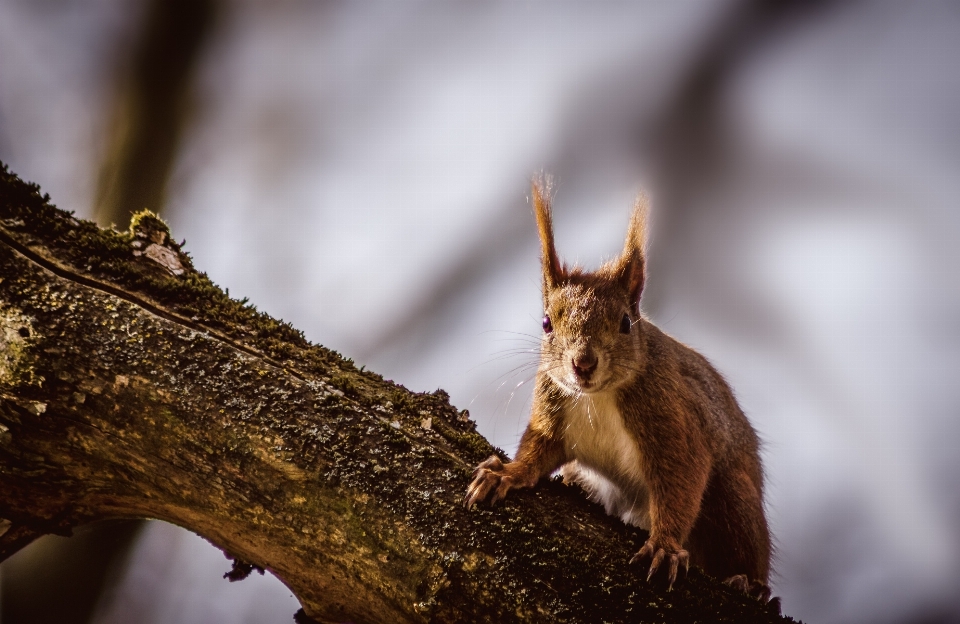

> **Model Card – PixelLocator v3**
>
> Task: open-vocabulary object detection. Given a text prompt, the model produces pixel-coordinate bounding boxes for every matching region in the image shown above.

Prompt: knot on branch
[223,555,265,582]
[293,608,322,624]
[129,209,190,276]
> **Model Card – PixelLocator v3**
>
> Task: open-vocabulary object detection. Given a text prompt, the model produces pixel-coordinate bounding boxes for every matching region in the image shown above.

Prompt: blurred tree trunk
[94,0,217,229]
[0,520,142,624]
[0,166,789,623]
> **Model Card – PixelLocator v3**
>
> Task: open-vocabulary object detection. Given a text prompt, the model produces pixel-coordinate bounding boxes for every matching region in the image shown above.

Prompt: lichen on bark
[0,163,792,623]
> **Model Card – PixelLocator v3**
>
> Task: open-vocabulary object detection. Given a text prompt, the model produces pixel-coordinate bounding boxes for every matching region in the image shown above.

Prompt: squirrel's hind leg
[686,465,771,583]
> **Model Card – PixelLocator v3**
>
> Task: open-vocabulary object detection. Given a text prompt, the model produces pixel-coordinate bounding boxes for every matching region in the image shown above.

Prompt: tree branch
[0,164,790,623]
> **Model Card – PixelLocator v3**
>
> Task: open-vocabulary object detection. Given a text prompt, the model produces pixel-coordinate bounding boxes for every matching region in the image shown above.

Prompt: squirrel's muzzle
[572,350,598,381]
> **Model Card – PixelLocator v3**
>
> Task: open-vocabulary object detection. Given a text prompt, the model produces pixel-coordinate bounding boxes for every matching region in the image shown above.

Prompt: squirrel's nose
[572,352,597,380]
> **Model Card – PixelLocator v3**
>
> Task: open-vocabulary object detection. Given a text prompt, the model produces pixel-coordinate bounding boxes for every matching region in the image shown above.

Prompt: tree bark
[0,164,790,623]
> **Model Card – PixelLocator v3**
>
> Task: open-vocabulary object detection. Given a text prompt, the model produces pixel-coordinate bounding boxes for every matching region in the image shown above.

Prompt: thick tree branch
[0,164,790,623]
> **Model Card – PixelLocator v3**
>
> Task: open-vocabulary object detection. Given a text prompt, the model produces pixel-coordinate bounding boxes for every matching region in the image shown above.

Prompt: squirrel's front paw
[630,538,689,590]
[464,455,520,509]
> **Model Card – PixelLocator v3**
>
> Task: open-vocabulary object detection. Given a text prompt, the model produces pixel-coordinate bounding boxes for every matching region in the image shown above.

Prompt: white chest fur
[560,391,651,529]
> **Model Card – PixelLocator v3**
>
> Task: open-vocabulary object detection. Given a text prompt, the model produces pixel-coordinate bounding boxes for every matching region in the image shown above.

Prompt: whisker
[476,352,539,368]
[479,329,543,340]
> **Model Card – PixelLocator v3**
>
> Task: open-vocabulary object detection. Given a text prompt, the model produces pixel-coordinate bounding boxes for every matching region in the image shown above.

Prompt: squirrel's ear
[616,193,648,304]
[532,175,563,291]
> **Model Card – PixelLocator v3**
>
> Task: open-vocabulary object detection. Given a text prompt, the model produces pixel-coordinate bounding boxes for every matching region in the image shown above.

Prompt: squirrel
[465,177,773,602]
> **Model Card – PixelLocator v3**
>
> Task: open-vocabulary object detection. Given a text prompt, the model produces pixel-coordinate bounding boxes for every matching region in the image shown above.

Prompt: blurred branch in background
[94,0,217,229]
[1,522,143,624]
[638,0,837,314]
[354,0,835,364]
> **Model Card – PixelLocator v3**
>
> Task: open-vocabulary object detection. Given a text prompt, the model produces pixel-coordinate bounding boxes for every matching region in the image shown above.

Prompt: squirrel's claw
[666,553,683,588]
[631,539,689,590]
[464,456,509,509]
[724,574,778,609]
[646,548,665,582]
[471,456,503,477]
[463,474,493,509]
[463,455,534,509]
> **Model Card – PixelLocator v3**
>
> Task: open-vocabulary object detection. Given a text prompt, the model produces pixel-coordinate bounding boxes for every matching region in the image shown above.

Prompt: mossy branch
[0,164,791,623]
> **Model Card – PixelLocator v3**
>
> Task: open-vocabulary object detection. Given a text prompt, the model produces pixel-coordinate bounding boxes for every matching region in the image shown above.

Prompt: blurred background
[1,1,959,622]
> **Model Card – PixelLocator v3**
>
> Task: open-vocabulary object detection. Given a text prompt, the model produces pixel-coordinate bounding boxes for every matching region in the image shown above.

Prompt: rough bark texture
[0,164,792,623]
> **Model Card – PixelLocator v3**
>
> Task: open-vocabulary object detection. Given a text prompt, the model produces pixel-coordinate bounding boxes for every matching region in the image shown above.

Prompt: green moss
[0,163,340,375]
[429,416,494,463]
[129,209,171,242]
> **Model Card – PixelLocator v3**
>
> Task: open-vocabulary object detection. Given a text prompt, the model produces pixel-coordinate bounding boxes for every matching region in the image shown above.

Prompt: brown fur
[465,179,772,598]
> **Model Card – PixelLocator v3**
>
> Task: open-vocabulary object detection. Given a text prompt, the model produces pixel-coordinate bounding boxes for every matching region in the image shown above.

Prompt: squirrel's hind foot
[723,575,781,614]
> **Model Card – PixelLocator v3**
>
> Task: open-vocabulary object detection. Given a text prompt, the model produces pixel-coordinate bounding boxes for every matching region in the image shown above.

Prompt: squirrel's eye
[620,313,631,334]
[542,315,553,334]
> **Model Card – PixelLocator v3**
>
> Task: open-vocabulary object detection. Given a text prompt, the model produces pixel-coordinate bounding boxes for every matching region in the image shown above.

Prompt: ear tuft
[617,192,649,304]
[532,174,563,292]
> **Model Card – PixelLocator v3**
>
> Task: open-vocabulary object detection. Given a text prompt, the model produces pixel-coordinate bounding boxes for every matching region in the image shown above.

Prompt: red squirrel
[465,177,772,600]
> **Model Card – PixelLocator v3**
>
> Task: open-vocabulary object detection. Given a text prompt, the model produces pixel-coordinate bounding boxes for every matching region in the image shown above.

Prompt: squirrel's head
[532,176,648,395]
